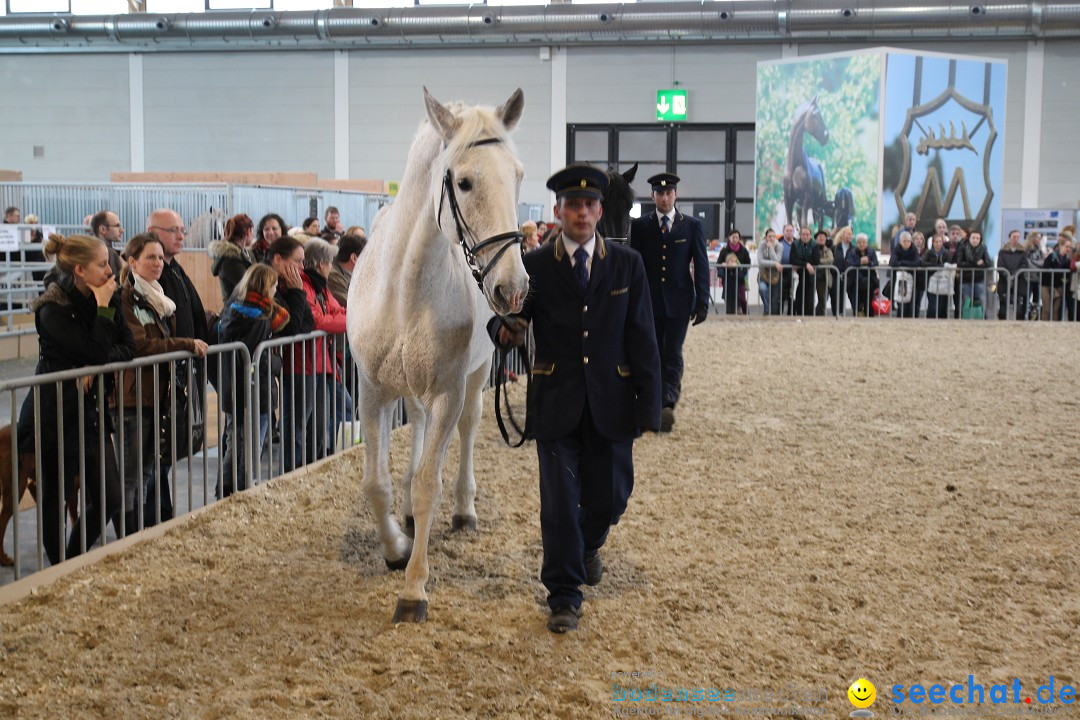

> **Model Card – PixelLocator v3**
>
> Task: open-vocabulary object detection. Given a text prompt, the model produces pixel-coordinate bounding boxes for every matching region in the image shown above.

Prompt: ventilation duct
[0,1,1077,52]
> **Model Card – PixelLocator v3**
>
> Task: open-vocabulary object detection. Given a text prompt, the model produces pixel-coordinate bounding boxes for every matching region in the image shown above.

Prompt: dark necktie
[574,246,589,293]
[661,215,670,234]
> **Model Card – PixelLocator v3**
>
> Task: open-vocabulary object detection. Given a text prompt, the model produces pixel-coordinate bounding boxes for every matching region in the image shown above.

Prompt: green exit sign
[656,89,687,122]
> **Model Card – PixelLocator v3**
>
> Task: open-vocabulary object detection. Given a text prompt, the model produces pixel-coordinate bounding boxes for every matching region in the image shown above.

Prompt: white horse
[346,88,530,623]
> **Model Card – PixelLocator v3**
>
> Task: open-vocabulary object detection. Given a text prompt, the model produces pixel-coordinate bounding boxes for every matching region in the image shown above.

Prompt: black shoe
[660,406,675,433]
[584,552,604,586]
[547,605,580,633]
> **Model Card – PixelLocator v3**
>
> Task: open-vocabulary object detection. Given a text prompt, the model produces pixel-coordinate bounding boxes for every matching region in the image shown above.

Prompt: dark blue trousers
[536,403,634,611]
[652,314,690,408]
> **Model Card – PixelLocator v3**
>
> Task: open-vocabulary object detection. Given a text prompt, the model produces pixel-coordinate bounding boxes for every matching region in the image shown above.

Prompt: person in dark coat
[209,213,256,301]
[118,234,209,530]
[217,264,291,496]
[629,172,709,432]
[889,231,922,318]
[956,229,993,316]
[921,233,954,319]
[996,229,1027,320]
[265,235,317,472]
[846,233,879,316]
[146,209,210,520]
[790,225,821,316]
[17,233,135,565]
[1042,235,1075,321]
[494,164,661,634]
[716,229,751,315]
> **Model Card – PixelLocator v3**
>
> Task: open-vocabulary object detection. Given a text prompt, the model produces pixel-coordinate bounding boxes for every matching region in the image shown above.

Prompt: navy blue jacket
[517,236,662,441]
[630,210,710,318]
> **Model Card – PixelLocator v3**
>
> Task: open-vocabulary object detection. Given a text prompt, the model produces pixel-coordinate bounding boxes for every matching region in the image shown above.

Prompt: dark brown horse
[783,95,830,230]
[599,162,637,244]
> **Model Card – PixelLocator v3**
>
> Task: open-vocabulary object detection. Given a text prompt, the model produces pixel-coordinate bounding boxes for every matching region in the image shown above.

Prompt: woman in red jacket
[293,238,347,466]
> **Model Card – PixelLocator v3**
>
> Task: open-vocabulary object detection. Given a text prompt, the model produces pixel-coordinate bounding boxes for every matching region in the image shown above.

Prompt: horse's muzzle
[491,285,524,315]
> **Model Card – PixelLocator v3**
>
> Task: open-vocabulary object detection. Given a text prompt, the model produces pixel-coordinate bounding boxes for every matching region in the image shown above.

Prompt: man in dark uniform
[629,173,709,433]
[495,163,661,633]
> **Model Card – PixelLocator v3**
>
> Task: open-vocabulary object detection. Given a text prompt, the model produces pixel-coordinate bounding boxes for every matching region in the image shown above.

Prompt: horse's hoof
[392,599,428,624]
[384,555,409,572]
[451,515,477,532]
[403,515,415,538]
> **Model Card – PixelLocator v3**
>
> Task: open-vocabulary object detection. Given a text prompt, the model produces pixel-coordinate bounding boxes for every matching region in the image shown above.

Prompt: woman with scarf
[17,233,135,564]
[756,228,783,316]
[217,264,290,496]
[717,229,751,315]
[119,234,209,529]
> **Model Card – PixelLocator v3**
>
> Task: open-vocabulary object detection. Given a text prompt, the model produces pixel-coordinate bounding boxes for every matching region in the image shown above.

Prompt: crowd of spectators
[710,216,1079,321]
[9,204,368,564]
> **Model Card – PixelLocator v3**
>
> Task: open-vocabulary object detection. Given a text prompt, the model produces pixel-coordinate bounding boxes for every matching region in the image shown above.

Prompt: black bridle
[436,137,523,294]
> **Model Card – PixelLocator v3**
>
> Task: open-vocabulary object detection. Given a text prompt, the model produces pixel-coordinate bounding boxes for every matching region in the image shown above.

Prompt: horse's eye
[457,178,472,192]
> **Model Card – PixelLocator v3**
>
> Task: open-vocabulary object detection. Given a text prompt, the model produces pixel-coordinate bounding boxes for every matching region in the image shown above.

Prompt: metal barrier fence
[0,183,389,250]
[1012,268,1078,322]
[0,343,250,580]
[0,226,91,334]
[707,262,1080,321]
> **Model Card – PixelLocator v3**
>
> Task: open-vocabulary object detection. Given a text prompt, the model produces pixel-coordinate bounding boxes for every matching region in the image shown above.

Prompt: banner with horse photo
[755,50,882,244]
[882,51,1007,256]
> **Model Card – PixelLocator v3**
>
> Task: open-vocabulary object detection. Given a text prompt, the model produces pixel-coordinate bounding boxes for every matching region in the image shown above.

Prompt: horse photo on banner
[755,51,882,243]
[881,51,1007,256]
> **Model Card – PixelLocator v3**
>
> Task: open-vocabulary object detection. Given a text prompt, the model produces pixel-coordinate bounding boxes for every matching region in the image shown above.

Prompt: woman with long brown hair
[118,233,209,529]
[209,213,256,300]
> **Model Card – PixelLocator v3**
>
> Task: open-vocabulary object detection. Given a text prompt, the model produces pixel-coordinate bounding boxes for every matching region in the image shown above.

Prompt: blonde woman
[831,226,854,315]
[16,234,135,564]
[217,264,290,496]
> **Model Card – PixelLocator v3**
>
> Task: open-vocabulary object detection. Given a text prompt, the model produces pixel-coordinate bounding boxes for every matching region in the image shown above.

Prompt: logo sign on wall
[656,89,688,122]
[882,51,1007,255]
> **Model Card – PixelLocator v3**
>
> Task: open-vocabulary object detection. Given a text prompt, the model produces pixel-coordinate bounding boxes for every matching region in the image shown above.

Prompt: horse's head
[425,87,530,316]
[598,162,637,244]
[802,94,830,146]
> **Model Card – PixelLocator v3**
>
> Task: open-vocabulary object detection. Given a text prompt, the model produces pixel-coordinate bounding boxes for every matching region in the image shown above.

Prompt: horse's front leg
[394,386,465,623]
[401,395,426,538]
[358,380,412,570]
[451,358,490,532]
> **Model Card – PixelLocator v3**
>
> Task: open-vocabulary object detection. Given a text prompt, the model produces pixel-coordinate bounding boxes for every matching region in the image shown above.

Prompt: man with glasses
[90,209,124,278]
[144,208,211,522]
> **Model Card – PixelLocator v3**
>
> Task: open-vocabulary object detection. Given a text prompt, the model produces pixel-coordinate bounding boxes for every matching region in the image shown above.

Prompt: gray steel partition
[0,182,389,251]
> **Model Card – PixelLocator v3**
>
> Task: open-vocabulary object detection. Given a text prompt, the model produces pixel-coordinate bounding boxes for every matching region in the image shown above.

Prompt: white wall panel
[143,51,334,177]
[0,54,129,181]
[1039,41,1080,209]
[348,48,551,207]
[565,44,782,125]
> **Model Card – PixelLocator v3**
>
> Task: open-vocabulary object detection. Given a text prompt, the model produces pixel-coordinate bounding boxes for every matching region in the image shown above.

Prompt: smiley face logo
[848,678,877,709]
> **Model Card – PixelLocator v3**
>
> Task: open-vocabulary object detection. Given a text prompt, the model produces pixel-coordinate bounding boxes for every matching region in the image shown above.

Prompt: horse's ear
[423,86,460,143]
[496,88,525,132]
[623,162,639,183]
[811,93,819,106]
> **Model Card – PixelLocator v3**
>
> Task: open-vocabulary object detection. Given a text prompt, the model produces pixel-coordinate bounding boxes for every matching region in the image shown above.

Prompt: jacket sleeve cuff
[96,307,116,321]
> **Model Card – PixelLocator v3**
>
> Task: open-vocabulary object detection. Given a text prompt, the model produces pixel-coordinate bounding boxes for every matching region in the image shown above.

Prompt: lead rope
[493,315,530,448]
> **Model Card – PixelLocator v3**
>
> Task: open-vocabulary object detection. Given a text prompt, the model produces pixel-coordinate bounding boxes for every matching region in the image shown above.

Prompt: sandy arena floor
[0,319,1077,719]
